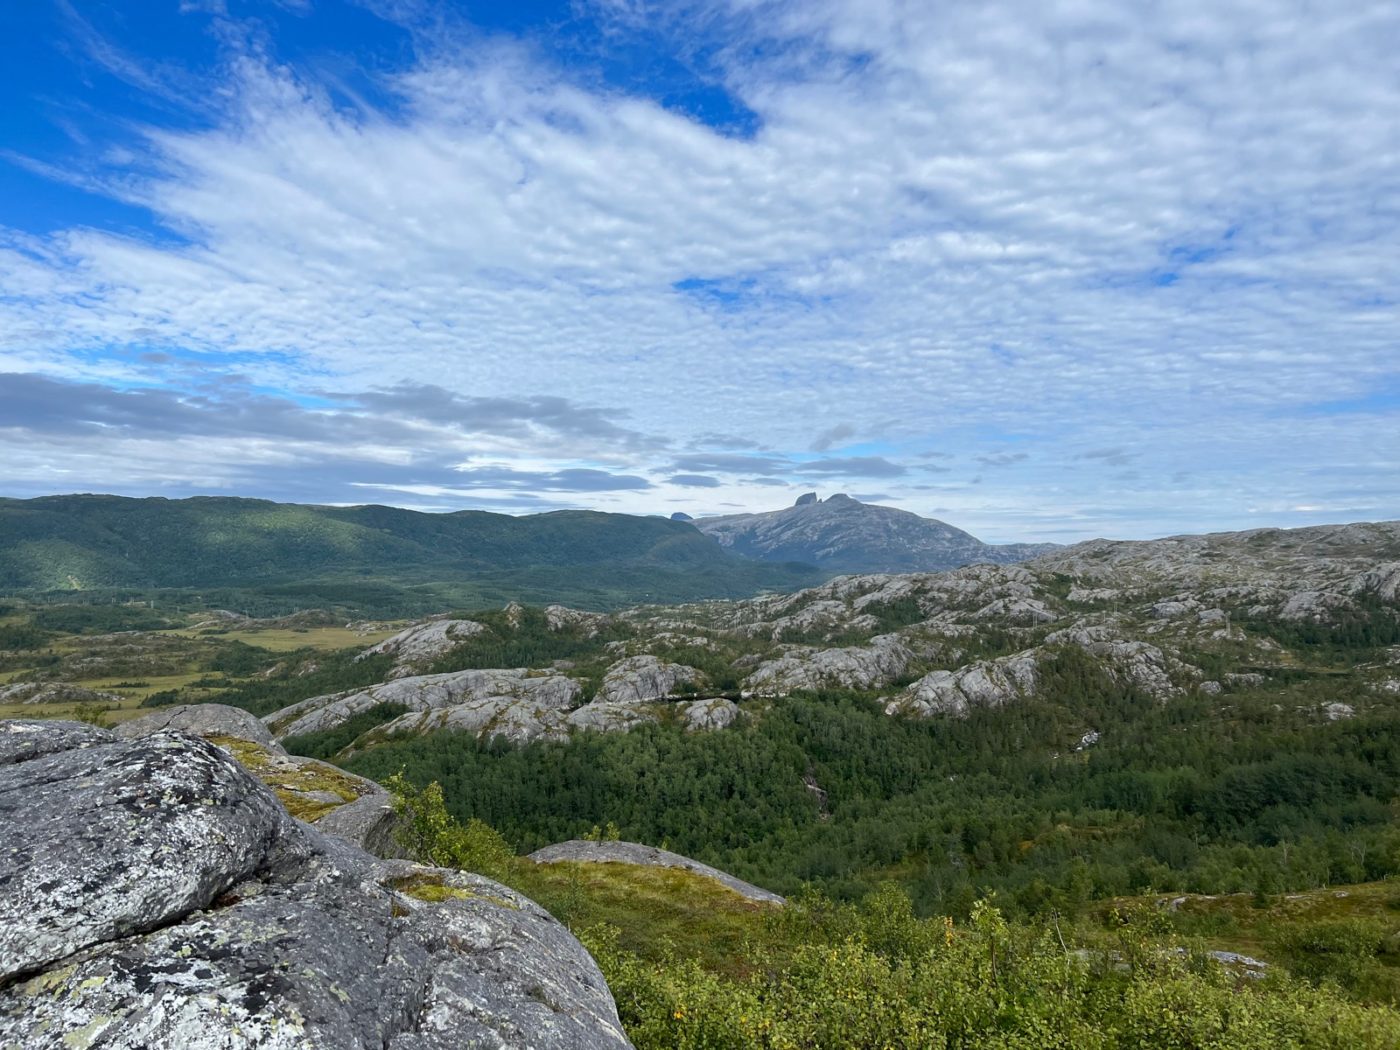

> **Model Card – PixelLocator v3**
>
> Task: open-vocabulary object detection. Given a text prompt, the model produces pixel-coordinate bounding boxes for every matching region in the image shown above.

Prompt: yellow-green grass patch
[208,735,368,822]
[171,625,399,651]
[507,860,780,977]
[386,871,520,908]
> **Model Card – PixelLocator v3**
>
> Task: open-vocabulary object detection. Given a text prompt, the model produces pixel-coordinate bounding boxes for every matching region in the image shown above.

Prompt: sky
[1,0,1397,543]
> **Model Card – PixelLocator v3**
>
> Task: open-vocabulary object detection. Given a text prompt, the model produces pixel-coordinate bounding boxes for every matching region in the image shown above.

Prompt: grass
[171,624,400,651]
[386,870,520,909]
[208,734,369,822]
[507,860,782,977]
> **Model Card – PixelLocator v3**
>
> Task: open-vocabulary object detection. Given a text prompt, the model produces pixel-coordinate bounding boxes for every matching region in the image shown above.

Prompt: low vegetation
[386,774,1400,1048]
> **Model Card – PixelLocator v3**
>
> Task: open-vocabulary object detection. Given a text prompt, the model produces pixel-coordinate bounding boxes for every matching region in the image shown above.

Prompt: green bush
[384,772,516,881]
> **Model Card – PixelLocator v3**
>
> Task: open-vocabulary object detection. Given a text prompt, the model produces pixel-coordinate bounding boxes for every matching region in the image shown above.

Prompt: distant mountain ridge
[0,494,822,609]
[695,493,1058,575]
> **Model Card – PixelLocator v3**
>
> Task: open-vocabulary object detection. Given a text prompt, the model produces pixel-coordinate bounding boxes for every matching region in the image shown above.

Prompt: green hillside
[0,494,823,611]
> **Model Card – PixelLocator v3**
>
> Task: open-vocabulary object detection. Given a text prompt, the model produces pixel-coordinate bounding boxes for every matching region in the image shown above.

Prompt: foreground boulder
[0,721,633,1049]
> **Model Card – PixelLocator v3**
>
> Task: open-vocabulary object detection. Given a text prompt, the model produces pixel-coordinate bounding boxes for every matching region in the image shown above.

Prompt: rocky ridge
[254,519,1400,755]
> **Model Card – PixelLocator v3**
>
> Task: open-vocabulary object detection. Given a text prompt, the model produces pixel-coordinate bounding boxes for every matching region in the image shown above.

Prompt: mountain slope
[0,494,822,606]
[694,493,1057,574]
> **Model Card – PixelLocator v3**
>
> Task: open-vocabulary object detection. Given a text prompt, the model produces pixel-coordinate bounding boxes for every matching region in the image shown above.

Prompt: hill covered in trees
[0,494,822,612]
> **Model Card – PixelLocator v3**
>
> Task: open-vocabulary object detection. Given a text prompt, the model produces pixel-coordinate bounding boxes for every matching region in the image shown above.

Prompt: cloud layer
[1,0,1397,540]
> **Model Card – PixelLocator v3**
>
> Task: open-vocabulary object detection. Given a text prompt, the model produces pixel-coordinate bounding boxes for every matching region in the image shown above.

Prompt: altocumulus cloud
[0,0,1397,538]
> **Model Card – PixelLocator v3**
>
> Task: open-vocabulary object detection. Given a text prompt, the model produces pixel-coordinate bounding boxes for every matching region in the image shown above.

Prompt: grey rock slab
[886,652,1039,718]
[358,618,488,677]
[377,697,573,746]
[0,719,114,767]
[115,702,285,752]
[743,634,911,695]
[566,703,657,734]
[267,669,583,739]
[595,655,703,705]
[527,840,784,906]
[681,698,740,731]
[0,731,302,983]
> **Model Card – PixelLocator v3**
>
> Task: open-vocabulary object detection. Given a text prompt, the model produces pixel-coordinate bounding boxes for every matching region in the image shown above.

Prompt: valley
[5,514,1400,1045]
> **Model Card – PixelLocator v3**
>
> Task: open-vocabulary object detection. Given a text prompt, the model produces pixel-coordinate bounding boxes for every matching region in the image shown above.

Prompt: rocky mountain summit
[255,518,1400,759]
[0,718,635,1049]
[693,493,1058,574]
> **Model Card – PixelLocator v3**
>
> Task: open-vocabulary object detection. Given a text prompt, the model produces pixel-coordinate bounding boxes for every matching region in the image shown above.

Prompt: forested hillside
[0,494,822,612]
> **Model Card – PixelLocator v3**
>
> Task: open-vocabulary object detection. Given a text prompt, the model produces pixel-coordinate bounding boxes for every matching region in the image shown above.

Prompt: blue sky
[1,0,1398,542]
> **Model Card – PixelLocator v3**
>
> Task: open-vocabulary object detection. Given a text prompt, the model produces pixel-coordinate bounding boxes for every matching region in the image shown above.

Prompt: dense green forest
[342,648,1400,919]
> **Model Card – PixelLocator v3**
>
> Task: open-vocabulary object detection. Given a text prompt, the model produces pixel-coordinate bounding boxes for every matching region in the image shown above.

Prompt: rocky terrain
[0,718,635,1048]
[246,519,1400,758]
[694,493,1058,574]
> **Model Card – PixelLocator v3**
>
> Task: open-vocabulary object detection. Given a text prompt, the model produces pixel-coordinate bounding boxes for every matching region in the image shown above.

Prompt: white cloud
[3,0,1399,539]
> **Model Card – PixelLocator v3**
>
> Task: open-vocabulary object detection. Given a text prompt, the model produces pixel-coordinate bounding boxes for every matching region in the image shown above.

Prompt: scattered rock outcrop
[682,697,741,731]
[0,681,123,706]
[744,634,912,694]
[0,722,633,1049]
[267,668,583,739]
[886,652,1040,718]
[528,840,784,905]
[595,655,703,705]
[357,618,487,677]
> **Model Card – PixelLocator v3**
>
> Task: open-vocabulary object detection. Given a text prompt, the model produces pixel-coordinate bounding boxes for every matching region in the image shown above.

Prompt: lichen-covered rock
[0,723,633,1050]
[528,840,784,905]
[566,703,658,734]
[116,702,285,752]
[0,730,303,982]
[267,668,583,739]
[357,618,487,677]
[0,718,114,766]
[885,652,1040,717]
[1351,562,1400,602]
[595,655,703,705]
[682,698,740,731]
[545,605,613,635]
[743,634,912,695]
[377,697,575,746]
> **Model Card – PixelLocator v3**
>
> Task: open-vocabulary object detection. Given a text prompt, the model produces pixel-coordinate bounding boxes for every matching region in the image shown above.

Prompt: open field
[172,623,402,651]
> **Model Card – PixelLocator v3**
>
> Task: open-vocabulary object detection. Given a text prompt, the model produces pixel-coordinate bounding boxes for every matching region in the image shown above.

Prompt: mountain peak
[695,498,1057,575]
